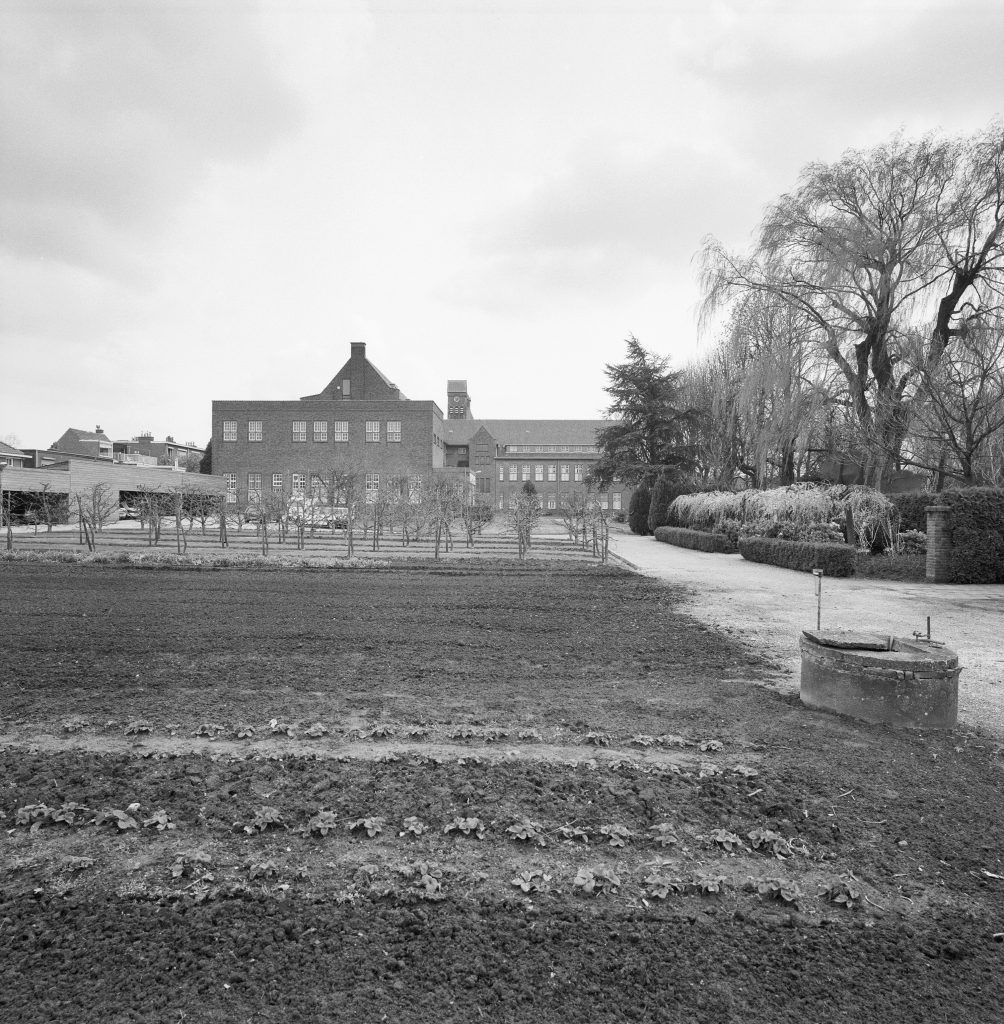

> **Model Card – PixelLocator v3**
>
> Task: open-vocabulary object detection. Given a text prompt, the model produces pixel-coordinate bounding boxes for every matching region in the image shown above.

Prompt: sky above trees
[1,0,1002,449]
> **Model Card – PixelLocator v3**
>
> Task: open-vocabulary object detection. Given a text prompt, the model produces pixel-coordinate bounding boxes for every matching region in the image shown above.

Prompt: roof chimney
[95,425,102,433]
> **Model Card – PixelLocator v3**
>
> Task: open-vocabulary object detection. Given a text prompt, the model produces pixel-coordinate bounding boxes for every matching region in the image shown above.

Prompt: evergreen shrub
[628,485,651,535]
[738,537,856,576]
[654,526,737,553]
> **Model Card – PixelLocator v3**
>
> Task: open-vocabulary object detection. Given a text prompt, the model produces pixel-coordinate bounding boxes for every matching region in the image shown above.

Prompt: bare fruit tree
[73,482,118,552]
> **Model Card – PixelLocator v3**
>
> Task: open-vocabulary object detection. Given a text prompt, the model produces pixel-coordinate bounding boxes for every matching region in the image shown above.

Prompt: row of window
[499,463,586,483]
[222,421,402,444]
[504,444,598,454]
[498,492,622,511]
[223,471,416,503]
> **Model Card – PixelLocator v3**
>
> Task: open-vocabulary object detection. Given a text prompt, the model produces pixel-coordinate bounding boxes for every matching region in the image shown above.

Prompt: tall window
[547,464,556,481]
[613,492,622,510]
[247,472,262,499]
[248,421,263,442]
[313,421,327,442]
[366,421,380,443]
[521,464,530,481]
[387,421,401,443]
[574,464,583,482]
[508,465,517,481]
[310,474,325,499]
[292,421,307,442]
[365,472,380,497]
[599,493,609,508]
[560,464,569,481]
[292,473,305,495]
[223,421,237,442]
[224,473,237,503]
[272,473,283,492]
[333,421,348,443]
[547,494,556,510]
[534,464,543,482]
[342,379,351,397]
[498,465,504,482]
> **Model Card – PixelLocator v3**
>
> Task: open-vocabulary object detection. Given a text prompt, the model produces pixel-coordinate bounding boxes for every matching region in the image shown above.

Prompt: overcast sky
[2,0,1002,450]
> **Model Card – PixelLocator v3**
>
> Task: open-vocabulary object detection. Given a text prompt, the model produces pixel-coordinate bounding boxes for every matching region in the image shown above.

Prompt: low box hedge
[654,526,737,554]
[738,536,855,576]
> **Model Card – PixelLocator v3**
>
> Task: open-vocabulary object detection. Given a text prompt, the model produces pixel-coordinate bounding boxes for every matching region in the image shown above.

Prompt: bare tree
[700,123,1004,487]
[73,482,118,551]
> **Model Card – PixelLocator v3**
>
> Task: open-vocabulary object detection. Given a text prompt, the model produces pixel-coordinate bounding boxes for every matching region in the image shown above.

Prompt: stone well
[799,629,960,729]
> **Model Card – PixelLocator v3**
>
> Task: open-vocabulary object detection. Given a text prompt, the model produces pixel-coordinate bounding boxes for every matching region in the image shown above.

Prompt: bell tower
[446,380,472,419]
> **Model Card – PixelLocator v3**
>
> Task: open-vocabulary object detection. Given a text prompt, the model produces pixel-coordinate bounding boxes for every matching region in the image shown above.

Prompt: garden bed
[1,562,1001,1022]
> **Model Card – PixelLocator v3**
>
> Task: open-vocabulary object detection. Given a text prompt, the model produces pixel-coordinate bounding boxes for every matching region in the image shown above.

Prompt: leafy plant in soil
[629,734,656,747]
[599,824,633,847]
[517,728,542,741]
[754,877,802,906]
[691,874,726,895]
[142,809,176,831]
[573,866,621,895]
[512,869,551,893]
[698,763,723,778]
[193,723,225,737]
[444,816,486,839]
[658,734,690,747]
[823,878,861,909]
[700,739,723,752]
[367,724,395,739]
[709,829,744,853]
[243,806,284,834]
[307,810,339,836]
[449,726,478,740]
[246,860,280,880]
[269,719,295,737]
[62,719,88,734]
[643,872,686,899]
[748,828,792,858]
[557,825,590,843]
[506,818,547,846]
[94,808,140,831]
[124,720,153,736]
[171,850,213,880]
[304,723,328,738]
[407,862,444,900]
[584,732,611,747]
[399,816,427,837]
[234,724,255,739]
[404,727,429,739]
[649,824,679,847]
[732,764,759,779]
[348,816,385,838]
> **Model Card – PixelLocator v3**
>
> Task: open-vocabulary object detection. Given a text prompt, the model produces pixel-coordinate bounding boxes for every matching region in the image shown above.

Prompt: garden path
[607,530,1004,736]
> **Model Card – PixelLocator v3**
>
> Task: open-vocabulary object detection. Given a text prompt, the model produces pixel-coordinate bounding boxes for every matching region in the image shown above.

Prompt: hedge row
[653,526,738,554]
[891,487,1004,583]
[888,492,930,533]
[738,537,856,577]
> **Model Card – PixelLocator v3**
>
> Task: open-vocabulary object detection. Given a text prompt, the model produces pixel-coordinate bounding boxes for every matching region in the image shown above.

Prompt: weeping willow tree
[699,122,1004,488]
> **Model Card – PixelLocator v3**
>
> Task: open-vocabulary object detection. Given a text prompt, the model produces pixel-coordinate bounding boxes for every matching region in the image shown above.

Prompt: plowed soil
[1,561,1002,1023]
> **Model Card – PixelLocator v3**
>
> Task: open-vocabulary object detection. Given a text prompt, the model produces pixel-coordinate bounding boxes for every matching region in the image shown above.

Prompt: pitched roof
[0,440,24,458]
[62,427,111,444]
[442,419,608,447]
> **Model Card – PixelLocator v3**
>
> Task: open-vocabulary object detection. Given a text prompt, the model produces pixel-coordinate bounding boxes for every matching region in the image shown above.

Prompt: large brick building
[211,343,632,513]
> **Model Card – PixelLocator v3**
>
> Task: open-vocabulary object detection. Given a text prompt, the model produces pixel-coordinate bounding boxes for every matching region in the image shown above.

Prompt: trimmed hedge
[889,492,931,533]
[941,487,1004,583]
[654,526,738,554]
[738,537,856,576]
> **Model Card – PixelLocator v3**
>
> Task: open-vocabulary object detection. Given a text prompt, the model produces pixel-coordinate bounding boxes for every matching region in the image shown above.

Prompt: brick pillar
[925,505,952,583]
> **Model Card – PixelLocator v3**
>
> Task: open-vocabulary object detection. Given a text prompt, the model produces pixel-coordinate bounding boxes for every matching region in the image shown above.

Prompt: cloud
[448,141,765,314]
[0,0,300,279]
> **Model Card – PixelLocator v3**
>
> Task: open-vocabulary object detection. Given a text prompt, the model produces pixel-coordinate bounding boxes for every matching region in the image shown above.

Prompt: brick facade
[925,505,952,583]
[212,343,632,515]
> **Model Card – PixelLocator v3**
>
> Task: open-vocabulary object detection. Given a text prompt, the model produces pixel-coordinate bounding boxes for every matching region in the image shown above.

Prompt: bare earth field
[1,561,1002,1022]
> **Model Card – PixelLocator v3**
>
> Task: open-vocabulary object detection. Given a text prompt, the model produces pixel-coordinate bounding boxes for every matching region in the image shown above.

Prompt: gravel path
[608,530,1004,736]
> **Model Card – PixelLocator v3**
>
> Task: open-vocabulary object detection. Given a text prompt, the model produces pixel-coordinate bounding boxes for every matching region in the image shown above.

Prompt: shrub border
[653,526,737,554]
